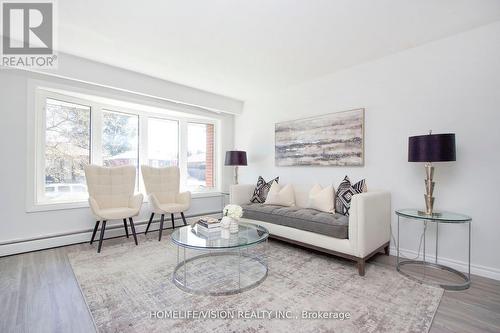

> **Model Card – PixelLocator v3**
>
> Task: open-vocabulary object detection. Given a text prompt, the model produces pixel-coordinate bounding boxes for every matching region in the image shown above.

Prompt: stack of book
[196,217,221,237]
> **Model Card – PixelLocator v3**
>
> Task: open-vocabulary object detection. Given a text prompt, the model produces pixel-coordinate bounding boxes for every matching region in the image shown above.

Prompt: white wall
[0,64,237,256]
[235,22,500,279]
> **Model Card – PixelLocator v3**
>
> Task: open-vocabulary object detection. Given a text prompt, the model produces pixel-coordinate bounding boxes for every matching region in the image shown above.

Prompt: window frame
[28,84,221,212]
[34,90,93,207]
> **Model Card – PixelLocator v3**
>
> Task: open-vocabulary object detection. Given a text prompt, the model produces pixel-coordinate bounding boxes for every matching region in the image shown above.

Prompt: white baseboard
[0,212,220,257]
[390,246,500,281]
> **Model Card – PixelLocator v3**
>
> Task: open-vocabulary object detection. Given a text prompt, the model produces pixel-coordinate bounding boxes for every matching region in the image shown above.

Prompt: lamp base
[423,163,437,216]
[233,166,239,185]
[417,210,442,217]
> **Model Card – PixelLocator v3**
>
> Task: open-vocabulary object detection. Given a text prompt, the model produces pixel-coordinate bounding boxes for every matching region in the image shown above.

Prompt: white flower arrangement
[223,204,243,219]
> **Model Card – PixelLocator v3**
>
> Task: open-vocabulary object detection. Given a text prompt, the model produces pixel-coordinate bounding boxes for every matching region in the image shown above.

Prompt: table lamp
[225,151,247,184]
[408,131,456,216]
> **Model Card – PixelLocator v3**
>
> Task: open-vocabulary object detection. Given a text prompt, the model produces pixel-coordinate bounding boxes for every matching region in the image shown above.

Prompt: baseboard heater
[0,211,221,255]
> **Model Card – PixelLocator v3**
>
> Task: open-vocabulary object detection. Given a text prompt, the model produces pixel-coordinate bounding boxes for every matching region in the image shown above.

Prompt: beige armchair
[141,165,191,241]
[84,165,143,252]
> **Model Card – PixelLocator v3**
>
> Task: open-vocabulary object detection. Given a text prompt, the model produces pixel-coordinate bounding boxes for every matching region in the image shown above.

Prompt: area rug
[67,234,443,333]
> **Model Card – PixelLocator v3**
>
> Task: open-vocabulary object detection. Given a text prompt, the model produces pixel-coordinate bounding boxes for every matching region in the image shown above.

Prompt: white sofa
[230,184,391,276]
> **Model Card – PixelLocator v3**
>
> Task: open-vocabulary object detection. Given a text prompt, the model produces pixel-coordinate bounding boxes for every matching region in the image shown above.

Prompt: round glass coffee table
[171,222,269,296]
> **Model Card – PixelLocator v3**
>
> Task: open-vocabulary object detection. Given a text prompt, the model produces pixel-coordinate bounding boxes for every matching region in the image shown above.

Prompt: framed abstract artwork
[275,108,364,166]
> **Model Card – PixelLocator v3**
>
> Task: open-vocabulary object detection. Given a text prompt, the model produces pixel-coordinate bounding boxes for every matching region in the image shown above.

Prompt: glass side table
[395,209,471,290]
[220,192,230,212]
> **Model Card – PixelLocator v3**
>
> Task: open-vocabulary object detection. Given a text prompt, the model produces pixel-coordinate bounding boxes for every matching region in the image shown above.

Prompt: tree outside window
[44,98,90,202]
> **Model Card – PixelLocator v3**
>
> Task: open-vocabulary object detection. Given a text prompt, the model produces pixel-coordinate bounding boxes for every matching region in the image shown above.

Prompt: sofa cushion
[250,176,279,203]
[241,203,348,239]
[264,182,295,207]
[335,176,366,216]
[308,184,334,213]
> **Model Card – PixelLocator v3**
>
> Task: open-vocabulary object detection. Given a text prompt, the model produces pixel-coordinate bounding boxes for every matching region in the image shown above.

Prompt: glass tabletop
[395,209,471,223]
[171,222,269,249]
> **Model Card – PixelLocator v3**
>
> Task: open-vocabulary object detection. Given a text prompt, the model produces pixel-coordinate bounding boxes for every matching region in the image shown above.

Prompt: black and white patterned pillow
[335,176,366,216]
[250,176,279,203]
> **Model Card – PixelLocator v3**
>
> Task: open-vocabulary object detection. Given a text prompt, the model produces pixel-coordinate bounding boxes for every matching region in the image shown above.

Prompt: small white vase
[221,228,230,239]
[228,233,239,245]
[229,218,239,234]
[220,216,232,229]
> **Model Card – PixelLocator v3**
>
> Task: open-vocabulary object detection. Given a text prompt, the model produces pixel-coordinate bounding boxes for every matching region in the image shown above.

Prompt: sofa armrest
[229,184,254,205]
[348,191,391,258]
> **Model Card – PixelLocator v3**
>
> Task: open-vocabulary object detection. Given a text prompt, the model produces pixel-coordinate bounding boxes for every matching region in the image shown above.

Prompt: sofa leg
[384,244,390,256]
[357,258,366,276]
[159,214,165,241]
[97,220,107,253]
[171,213,175,229]
[90,221,100,244]
[145,213,154,235]
[129,218,138,245]
[181,212,187,226]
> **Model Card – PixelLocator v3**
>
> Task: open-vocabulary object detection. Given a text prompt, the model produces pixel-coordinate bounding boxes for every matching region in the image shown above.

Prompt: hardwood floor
[1,236,499,333]
[0,247,96,333]
[374,255,500,333]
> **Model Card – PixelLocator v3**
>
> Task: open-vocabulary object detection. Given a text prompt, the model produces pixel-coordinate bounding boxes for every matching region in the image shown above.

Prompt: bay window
[33,88,219,208]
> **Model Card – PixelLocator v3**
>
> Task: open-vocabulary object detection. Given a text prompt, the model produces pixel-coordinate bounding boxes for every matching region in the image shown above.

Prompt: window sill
[191,190,227,199]
[27,191,226,213]
[26,200,89,213]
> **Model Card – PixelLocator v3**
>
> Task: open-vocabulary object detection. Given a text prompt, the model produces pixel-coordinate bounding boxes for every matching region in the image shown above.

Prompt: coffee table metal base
[172,250,268,296]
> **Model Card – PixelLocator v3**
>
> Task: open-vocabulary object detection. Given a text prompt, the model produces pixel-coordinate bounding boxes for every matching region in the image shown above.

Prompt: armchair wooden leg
[123,219,129,238]
[145,213,154,235]
[97,220,107,253]
[90,221,100,244]
[180,212,187,226]
[357,258,366,276]
[159,214,165,241]
[128,218,138,245]
[171,214,175,229]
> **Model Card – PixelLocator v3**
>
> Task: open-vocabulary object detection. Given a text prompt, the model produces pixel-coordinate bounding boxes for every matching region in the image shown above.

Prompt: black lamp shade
[225,151,247,166]
[408,133,456,162]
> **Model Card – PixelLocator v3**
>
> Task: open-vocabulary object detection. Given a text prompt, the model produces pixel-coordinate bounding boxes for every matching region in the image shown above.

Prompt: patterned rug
[67,233,443,333]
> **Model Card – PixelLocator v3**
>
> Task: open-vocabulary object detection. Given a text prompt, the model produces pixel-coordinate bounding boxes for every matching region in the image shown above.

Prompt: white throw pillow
[264,182,295,207]
[308,184,334,213]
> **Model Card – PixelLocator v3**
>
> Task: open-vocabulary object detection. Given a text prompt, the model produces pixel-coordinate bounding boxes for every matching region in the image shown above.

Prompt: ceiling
[57,0,500,100]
